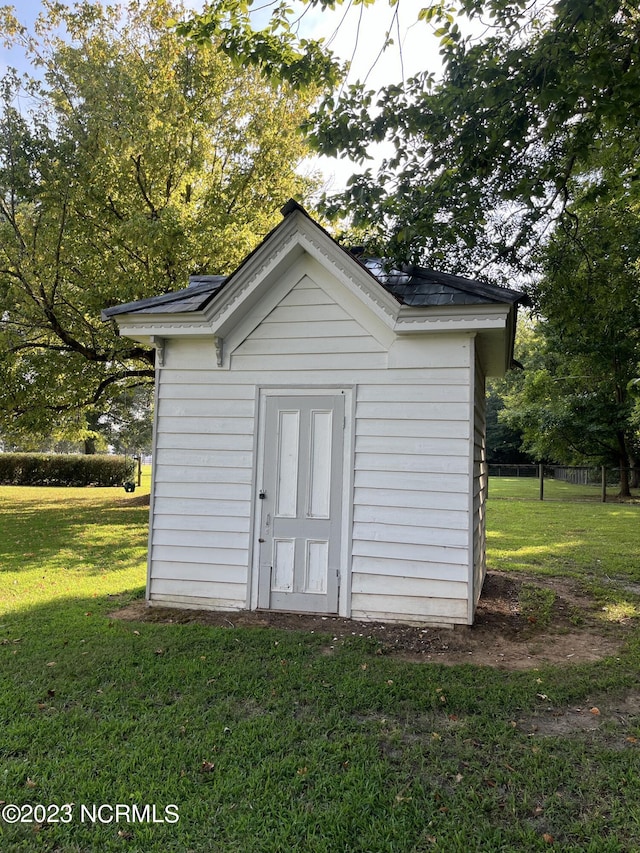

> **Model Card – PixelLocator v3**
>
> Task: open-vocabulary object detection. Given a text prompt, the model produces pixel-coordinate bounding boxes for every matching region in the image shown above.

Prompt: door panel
[258,394,345,613]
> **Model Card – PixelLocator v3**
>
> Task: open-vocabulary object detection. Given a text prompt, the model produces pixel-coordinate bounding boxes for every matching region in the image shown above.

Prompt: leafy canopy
[178,0,640,476]
[182,0,640,273]
[0,0,317,446]
[500,192,640,485]
[313,0,640,273]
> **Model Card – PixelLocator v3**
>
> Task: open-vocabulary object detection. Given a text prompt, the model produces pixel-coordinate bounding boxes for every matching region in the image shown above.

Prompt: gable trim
[202,210,402,339]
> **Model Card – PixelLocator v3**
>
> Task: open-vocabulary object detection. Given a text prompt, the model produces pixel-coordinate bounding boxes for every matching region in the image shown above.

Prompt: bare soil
[110,571,634,671]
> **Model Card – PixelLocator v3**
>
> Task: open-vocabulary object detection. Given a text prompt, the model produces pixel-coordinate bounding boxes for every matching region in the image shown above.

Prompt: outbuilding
[103,201,523,626]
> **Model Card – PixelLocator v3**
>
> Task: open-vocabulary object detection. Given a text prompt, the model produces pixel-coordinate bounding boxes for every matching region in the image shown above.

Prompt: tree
[312,0,640,274]
[180,0,640,275]
[485,385,533,464]
[0,0,317,446]
[179,0,640,484]
[500,194,640,494]
[96,385,154,456]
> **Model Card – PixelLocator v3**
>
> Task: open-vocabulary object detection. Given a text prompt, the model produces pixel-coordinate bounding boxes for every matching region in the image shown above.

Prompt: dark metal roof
[361,259,522,307]
[102,262,521,319]
[102,276,227,319]
[101,198,524,319]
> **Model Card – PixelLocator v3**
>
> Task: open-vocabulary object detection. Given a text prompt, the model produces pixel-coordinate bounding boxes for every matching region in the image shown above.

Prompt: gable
[230,271,387,370]
[219,252,394,368]
[103,200,524,377]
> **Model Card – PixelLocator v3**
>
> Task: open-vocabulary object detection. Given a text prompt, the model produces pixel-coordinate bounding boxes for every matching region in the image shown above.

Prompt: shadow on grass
[0,490,149,576]
[2,595,640,852]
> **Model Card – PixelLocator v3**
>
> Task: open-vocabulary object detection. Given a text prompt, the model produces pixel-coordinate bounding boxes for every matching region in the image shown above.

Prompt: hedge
[0,453,134,487]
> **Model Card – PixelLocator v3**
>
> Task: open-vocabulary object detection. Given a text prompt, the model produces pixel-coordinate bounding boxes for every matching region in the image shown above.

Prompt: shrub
[0,453,134,487]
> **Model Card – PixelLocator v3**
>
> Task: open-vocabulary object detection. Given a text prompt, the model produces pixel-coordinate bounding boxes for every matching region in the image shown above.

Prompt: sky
[289,0,442,191]
[0,0,443,191]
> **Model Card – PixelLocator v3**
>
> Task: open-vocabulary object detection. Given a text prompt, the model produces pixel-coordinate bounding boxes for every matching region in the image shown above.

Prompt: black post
[601,466,606,503]
[539,463,544,501]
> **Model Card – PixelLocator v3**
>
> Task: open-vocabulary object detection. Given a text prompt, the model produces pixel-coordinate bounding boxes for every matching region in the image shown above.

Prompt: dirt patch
[110,571,633,670]
[517,692,640,737]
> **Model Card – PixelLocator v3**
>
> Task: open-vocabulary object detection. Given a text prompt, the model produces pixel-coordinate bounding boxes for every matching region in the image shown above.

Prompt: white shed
[103,201,523,626]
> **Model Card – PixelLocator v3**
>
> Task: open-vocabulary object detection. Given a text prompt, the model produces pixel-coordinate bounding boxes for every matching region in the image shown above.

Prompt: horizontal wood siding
[148,269,474,623]
[351,380,471,624]
[149,367,255,610]
[472,354,488,617]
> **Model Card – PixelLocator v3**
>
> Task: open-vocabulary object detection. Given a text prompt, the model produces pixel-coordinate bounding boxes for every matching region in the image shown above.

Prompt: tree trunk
[84,437,97,454]
[617,430,631,498]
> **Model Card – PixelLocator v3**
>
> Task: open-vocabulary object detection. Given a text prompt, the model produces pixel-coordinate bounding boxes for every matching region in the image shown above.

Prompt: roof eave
[394,302,513,333]
[113,313,212,341]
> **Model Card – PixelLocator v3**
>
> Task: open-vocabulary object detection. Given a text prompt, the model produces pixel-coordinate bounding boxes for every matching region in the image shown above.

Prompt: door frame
[249,386,355,617]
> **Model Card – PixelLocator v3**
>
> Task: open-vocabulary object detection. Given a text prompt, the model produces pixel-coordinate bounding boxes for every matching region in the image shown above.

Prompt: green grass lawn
[1,476,639,852]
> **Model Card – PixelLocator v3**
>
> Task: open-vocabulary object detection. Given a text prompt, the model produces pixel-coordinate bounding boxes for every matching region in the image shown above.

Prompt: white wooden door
[257,394,345,614]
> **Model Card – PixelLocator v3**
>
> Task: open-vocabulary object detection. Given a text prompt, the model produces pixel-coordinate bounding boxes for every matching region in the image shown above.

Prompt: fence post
[539,463,544,501]
[601,466,607,503]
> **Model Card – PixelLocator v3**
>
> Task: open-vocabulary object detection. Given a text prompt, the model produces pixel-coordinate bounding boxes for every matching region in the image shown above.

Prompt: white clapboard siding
[353,521,468,549]
[352,556,468,582]
[152,562,245,583]
[152,544,247,566]
[149,593,244,611]
[356,418,470,440]
[354,470,469,493]
[231,352,389,372]
[353,504,467,529]
[154,466,252,485]
[388,335,472,369]
[355,452,469,475]
[156,416,254,435]
[258,302,349,324]
[154,482,251,501]
[158,381,254,399]
[153,497,250,517]
[356,401,469,421]
[472,355,488,612]
[353,487,468,512]
[157,398,255,418]
[156,433,254,452]
[154,448,252,469]
[277,284,333,306]
[234,337,383,356]
[352,573,467,600]
[150,358,254,613]
[352,539,467,565]
[153,514,250,533]
[150,579,245,604]
[231,280,386,370]
[355,435,470,456]
[357,383,470,403]
[248,319,368,340]
[153,529,249,550]
[351,594,468,623]
[147,265,479,623]
[164,339,218,369]
[384,366,468,386]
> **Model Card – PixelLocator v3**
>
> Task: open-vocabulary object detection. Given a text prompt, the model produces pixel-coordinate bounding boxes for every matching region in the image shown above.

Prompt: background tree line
[1,0,638,491]
[0,0,317,453]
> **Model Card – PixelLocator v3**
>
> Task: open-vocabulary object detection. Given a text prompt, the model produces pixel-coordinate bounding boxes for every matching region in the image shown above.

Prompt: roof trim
[101,278,226,320]
[101,199,526,324]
